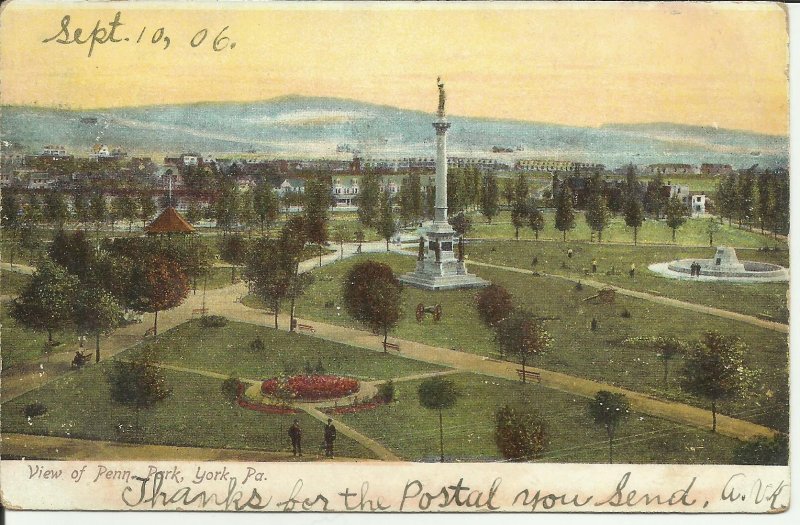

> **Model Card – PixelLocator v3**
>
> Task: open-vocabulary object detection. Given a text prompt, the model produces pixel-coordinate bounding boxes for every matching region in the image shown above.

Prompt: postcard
[0,0,790,513]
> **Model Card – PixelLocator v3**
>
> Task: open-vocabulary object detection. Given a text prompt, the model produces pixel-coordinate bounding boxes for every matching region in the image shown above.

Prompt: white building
[42,145,67,157]
[690,194,707,216]
[89,144,111,160]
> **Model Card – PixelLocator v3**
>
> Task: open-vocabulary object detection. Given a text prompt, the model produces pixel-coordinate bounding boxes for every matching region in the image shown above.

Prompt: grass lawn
[467,210,785,249]
[468,241,789,322]
[1,300,78,370]
[124,319,446,382]
[1,364,374,459]
[1,270,31,296]
[339,373,743,463]
[260,253,787,430]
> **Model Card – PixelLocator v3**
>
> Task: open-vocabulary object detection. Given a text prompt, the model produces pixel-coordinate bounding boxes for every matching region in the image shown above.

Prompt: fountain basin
[649,246,788,283]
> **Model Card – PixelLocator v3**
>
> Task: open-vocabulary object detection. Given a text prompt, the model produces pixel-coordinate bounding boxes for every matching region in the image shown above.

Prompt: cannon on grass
[415,303,443,323]
[583,287,616,304]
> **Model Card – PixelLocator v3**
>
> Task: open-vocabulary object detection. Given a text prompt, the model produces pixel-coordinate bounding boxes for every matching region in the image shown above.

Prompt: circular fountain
[649,246,788,283]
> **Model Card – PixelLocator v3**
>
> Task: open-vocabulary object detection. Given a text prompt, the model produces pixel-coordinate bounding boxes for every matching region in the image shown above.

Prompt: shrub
[221,377,242,402]
[23,402,48,418]
[282,361,299,376]
[575,281,583,291]
[377,380,395,403]
[495,404,548,461]
[200,315,228,328]
[249,337,265,352]
[620,308,631,318]
[303,360,315,375]
[732,434,789,465]
[314,358,325,375]
[475,284,513,328]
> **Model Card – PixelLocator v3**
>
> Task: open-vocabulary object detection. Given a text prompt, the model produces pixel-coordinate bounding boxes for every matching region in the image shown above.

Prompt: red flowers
[261,375,359,401]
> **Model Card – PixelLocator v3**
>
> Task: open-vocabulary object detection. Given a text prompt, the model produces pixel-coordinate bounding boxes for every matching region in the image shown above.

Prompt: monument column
[434,121,450,223]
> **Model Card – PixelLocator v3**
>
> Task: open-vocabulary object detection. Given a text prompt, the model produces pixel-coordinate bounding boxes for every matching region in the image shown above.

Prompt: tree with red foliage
[343,261,402,350]
[128,256,189,335]
[475,284,513,329]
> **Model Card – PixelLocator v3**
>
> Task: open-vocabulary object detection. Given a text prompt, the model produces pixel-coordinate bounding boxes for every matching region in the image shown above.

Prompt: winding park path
[0,239,782,461]
[466,260,790,334]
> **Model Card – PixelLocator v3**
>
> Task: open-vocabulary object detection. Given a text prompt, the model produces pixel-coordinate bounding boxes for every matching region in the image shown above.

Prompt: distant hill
[0,97,787,168]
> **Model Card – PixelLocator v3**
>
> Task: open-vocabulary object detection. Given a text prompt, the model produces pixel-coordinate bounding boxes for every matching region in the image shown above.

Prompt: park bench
[516,368,541,383]
[383,341,400,352]
[297,323,315,333]
[191,307,208,317]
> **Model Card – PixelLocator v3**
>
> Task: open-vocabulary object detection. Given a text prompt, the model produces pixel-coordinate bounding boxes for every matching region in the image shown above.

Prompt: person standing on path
[289,419,303,457]
[567,248,573,259]
[323,418,337,458]
[592,258,598,274]
[629,262,636,279]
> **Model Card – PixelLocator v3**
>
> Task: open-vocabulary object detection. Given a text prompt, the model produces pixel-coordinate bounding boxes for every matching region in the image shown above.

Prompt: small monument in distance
[399,78,489,291]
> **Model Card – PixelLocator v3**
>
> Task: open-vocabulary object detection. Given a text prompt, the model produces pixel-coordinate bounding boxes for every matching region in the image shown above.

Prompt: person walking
[289,419,303,457]
[591,258,598,274]
[323,418,337,458]
[567,248,573,259]
[629,262,636,279]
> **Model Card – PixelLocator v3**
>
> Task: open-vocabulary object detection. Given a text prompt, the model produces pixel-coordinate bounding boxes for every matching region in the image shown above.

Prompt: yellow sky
[0,1,788,135]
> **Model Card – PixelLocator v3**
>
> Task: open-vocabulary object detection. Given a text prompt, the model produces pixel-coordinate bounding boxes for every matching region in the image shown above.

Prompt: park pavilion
[145,206,196,235]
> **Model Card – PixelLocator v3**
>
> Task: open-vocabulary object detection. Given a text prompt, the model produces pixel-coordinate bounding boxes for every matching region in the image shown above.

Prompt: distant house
[278,178,305,195]
[27,171,56,189]
[89,144,111,160]
[689,193,707,216]
[332,176,360,207]
[42,145,67,157]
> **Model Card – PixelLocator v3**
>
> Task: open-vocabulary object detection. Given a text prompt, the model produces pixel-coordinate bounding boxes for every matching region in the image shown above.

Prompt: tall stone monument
[399,78,489,291]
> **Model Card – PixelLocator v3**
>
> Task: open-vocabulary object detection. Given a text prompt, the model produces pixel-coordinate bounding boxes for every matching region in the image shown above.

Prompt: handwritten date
[42,11,235,57]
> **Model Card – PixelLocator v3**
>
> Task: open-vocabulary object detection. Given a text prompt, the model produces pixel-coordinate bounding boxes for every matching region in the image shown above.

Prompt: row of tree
[715,168,789,235]
[10,231,197,362]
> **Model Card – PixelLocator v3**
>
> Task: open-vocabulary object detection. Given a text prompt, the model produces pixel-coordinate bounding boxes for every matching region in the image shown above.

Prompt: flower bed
[261,375,359,401]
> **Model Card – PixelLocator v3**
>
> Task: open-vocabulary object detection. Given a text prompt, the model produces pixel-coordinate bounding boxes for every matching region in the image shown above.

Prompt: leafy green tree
[399,173,423,225]
[447,168,466,214]
[665,195,687,242]
[49,229,93,279]
[107,346,171,434]
[377,191,397,252]
[756,170,774,234]
[356,172,381,228]
[281,216,309,331]
[715,173,738,226]
[252,182,279,234]
[680,331,756,432]
[417,377,460,463]
[623,166,644,245]
[304,178,331,266]
[502,177,515,207]
[245,238,291,329]
[73,285,124,363]
[554,186,575,241]
[736,170,755,229]
[44,190,70,230]
[480,173,500,223]
[342,260,402,350]
[495,404,548,461]
[654,337,685,386]
[588,391,630,464]
[185,200,204,225]
[219,233,248,283]
[90,191,107,244]
[138,194,157,229]
[332,224,349,260]
[113,195,139,232]
[10,260,78,344]
[214,180,240,234]
[465,166,482,211]
[644,174,668,218]
[527,200,544,240]
[510,175,529,239]
[72,190,91,229]
[495,309,552,381]
[1,191,22,267]
[238,188,257,236]
[706,217,720,246]
[585,193,610,243]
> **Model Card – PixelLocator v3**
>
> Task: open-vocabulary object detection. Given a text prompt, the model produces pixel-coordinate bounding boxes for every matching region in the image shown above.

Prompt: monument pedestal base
[399,222,489,291]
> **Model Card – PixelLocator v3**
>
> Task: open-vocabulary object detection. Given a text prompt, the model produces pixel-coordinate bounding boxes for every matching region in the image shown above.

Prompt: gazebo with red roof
[145,207,196,235]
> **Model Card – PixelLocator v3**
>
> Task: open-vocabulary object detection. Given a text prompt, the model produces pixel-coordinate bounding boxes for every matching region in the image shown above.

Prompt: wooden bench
[297,323,315,333]
[191,308,208,317]
[383,341,400,352]
[516,368,541,383]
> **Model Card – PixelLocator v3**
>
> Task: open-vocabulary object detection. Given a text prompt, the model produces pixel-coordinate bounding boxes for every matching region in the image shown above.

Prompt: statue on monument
[418,237,425,261]
[437,76,446,117]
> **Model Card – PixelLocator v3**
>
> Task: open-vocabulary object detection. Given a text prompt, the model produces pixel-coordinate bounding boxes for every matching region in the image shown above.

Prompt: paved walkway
[0,433,369,462]
[1,261,37,275]
[221,297,777,442]
[468,260,789,334]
